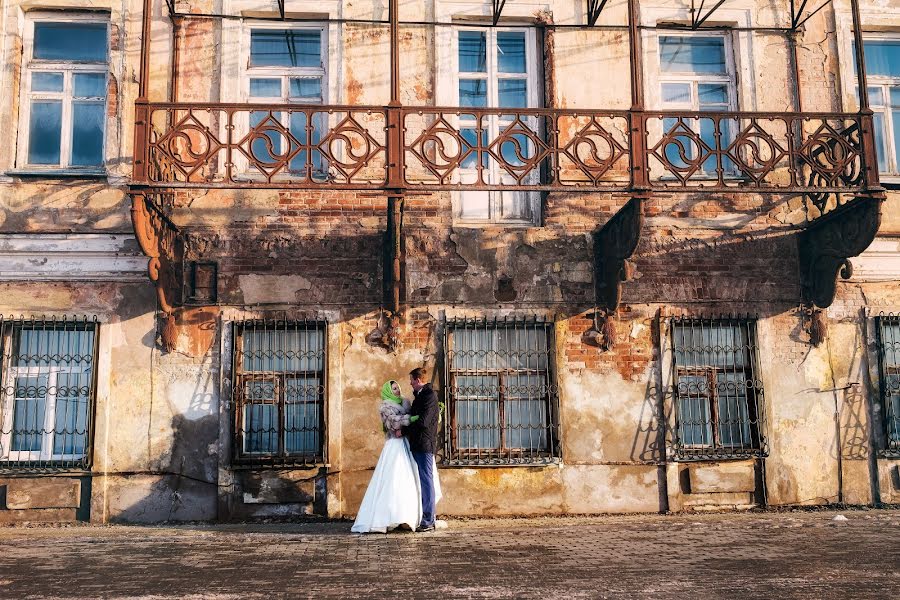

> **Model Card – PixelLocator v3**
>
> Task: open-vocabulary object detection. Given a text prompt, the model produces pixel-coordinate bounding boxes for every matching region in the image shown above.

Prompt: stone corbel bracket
[131,192,184,314]
[798,193,884,309]
[593,195,646,312]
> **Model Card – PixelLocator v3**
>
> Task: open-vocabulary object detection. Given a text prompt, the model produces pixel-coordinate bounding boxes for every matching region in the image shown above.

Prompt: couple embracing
[352,368,443,533]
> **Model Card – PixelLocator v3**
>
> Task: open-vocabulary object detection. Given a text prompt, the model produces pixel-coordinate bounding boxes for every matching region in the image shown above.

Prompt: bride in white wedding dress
[351,380,422,533]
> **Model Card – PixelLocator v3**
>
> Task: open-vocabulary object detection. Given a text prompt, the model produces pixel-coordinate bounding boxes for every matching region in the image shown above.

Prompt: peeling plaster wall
[0,0,899,523]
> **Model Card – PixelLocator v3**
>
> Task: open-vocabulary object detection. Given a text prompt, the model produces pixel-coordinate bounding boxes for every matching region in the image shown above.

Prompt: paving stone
[0,510,897,599]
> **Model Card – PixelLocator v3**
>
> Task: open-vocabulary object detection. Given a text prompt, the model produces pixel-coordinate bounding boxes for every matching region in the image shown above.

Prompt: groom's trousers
[412,451,436,527]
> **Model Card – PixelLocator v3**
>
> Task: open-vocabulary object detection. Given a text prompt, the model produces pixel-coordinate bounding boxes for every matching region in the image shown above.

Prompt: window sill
[0,467,92,477]
[672,451,766,462]
[452,220,541,229]
[7,168,108,179]
[440,457,561,468]
[230,461,329,471]
[880,176,900,190]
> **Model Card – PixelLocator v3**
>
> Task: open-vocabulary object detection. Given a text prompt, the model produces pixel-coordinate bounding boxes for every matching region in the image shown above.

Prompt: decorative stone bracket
[131,192,185,317]
[798,193,884,309]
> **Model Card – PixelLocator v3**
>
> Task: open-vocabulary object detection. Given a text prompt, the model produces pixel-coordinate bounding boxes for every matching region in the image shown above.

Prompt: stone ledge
[0,508,78,524]
[687,462,756,494]
[4,479,81,510]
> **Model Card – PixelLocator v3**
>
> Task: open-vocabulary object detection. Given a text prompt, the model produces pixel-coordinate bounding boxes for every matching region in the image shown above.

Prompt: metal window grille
[231,319,327,467]
[670,316,767,460]
[443,316,560,466]
[876,313,900,456]
[0,316,99,472]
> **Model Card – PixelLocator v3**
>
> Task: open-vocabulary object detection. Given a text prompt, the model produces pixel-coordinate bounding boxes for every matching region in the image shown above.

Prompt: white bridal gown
[351,400,442,533]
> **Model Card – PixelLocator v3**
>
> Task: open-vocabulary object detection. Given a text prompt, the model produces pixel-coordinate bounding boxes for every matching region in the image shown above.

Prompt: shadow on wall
[109,414,219,523]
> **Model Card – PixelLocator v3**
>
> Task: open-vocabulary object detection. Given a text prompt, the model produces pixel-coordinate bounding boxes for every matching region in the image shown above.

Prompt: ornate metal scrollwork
[798,193,883,308]
[593,195,645,312]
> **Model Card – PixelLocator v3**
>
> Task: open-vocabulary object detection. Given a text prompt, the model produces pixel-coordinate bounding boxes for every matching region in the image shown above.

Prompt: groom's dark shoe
[418,524,436,532]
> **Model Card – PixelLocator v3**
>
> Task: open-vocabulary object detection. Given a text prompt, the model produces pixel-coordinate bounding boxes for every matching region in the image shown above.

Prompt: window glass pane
[863,40,900,77]
[699,117,717,172]
[28,101,62,165]
[673,323,748,368]
[459,79,487,107]
[459,191,491,220]
[289,112,326,174]
[14,328,95,368]
[289,77,322,100]
[883,323,900,365]
[698,83,728,105]
[891,87,900,107]
[661,82,691,104]
[249,111,285,166]
[284,377,321,454]
[499,191,533,222]
[660,36,727,74]
[74,73,106,98]
[458,31,487,73]
[459,128,487,169]
[867,86,884,106]
[250,29,321,67]
[33,22,107,62]
[505,373,548,450]
[454,375,500,449]
[874,112,888,173]
[242,327,324,372]
[250,78,281,98]
[716,373,751,447]
[71,102,105,167]
[32,72,63,93]
[662,117,694,169]
[677,394,713,447]
[498,79,527,108]
[497,32,526,73]
[53,372,89,456]
[892,111,900,174]
[11,376,47,452]
[243,402,278,453]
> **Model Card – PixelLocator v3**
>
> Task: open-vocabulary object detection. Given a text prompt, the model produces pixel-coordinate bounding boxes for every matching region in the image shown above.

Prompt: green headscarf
[381,380,403,405]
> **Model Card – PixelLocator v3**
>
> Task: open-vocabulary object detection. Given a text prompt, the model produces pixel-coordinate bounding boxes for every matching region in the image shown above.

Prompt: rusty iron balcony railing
[133,102,874,199]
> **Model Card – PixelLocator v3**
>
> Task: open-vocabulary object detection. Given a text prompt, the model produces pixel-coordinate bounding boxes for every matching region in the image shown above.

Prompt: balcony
[135,103,872,200]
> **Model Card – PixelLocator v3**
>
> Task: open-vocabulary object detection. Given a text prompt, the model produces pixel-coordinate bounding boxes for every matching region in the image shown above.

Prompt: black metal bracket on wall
[798,193,884,309]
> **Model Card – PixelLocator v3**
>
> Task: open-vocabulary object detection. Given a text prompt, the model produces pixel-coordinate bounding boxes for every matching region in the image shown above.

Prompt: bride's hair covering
[381,380,403,404]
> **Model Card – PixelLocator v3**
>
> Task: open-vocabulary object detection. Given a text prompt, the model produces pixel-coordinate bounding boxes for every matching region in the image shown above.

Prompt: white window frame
[0,328,95,464]
[450,25,542,226]
[656,31,738,177]
[16,13,109,172]
[862,34,900,176]
[236,22,329,178]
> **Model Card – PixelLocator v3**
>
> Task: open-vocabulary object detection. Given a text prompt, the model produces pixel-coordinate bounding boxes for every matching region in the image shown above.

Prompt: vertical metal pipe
[850,0,881,190]
[627,0,649,193]
[389,0,400,107]
[627,0,644,112]
[850,0,870,112]
[137,0,153,101]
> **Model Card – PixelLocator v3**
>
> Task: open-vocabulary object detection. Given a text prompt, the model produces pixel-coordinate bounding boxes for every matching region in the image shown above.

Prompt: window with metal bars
[231,320,326,467]
[0,316,98,472]
[875,314,900,456]
[670,316,766,460]
[443,317,559,465]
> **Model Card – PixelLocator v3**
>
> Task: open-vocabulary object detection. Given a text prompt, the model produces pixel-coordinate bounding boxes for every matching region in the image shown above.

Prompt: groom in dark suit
[404,367,440,532]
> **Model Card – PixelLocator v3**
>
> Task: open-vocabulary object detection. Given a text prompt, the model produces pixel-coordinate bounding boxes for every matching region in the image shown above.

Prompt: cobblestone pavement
[0,509,898,599]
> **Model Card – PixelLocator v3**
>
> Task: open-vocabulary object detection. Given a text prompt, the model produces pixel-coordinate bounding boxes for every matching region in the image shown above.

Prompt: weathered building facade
[0,0,898,523]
